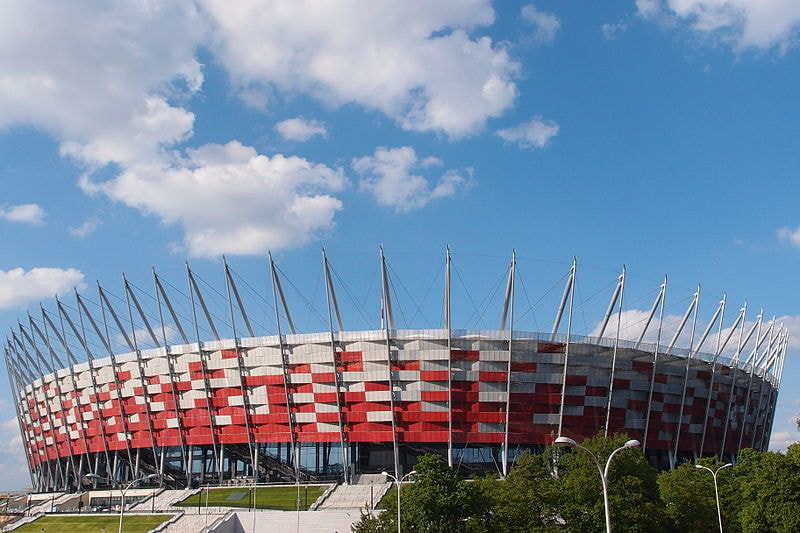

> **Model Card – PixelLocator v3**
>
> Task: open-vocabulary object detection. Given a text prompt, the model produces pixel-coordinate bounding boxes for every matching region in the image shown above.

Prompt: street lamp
[554,436,640,533]
[381,470,417,533]
[84,473,160,533]
[695,463,732,533]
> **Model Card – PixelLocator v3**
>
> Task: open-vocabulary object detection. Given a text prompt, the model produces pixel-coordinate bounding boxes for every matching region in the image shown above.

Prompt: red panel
[314,393,338,403]
[338,351,363,362]
[421,390,448,402]
[338,361,364,372]
[538,342,565,354]
[392,360,420,371]
[400,411,448,422]
[451,350,479,361]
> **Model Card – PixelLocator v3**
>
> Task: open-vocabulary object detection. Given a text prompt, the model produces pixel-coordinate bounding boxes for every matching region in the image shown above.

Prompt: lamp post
[380,470,417,533]
[695,463,732,533]
[84,473,160,533]
[554,436,640,533]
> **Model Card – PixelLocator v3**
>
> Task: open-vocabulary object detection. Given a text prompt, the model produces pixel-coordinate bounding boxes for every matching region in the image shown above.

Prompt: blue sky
[1,1,799,490]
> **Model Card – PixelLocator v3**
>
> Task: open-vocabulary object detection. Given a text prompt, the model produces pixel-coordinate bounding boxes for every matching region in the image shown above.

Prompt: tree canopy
[352,437,800,533]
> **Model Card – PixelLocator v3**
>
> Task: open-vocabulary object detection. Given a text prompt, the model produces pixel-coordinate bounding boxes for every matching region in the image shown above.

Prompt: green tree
[735,445,800,533]
[352,507,392,533]
[658,459,740,533]
[401,454,479,532]
[555,434,668,533]
[474,450,562,532]
[352,454,480,533]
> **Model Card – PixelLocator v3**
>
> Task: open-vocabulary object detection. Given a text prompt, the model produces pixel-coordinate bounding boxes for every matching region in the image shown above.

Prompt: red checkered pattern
[16,332,776,467]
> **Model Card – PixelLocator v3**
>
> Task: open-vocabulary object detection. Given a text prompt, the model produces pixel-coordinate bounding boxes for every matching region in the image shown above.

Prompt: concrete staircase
[129,488,199,510]
[160,510,226,533]
[318,474,390,510]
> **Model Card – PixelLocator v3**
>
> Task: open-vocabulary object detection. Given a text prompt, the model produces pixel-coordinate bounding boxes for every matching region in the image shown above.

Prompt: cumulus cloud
[0,2,523,255]
[68,217,102,238]
[777,226,800,248]
[81,141,347,257]
[0,1,205,166]
[275,117,328,141]
[777,314,800,350]
[636,0,800,52]
[354,146,470,212]
[593,304,797,361]
[0,2,359,255]
[201,0,518,138]
[0,204,46,225]
[496,116,559,148]
[768,413,800,451]
[521,4,561,44]
[0,417,27,490]
[0,267,85,310]
[636,0,663,21]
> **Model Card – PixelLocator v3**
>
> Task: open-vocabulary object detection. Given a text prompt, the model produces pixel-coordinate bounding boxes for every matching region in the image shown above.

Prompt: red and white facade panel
[17,329,779,470]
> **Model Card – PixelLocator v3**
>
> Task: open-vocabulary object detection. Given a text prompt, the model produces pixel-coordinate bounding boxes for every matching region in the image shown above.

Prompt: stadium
[3,250,786,493]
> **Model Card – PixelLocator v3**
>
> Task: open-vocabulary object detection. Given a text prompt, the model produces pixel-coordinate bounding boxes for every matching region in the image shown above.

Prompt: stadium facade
[3,250,787,492]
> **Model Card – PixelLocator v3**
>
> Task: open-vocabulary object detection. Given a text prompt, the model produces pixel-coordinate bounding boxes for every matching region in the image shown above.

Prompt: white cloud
[68,217,102,238]
[769,430,794,452]
[200,0,518,138]
[777,226,800,248]
[521,5,561,44]
[777,314,800,350]
[0,1,205,166]
[0,267,85,310]
[0,204,46,225]
[602,21,629,40]
[0,418,17,434]
[496,116,559,148]
[354,146,470,212]
[593,305,799,358]
[0,1,518,255]
[0,416,27,490]
[275,117,328,141]
[636,0,664,21]
[81,141,347,257]
[637,0,800,52]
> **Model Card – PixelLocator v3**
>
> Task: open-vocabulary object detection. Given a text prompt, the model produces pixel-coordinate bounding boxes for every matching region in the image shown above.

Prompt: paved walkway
[231,510,370,533]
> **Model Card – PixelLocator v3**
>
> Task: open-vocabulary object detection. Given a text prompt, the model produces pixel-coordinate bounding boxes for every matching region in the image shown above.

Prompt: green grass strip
[14,514,170,533]
[176,486,325,510]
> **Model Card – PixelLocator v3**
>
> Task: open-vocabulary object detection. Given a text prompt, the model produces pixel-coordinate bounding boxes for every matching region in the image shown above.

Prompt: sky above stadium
[1,1,800,490]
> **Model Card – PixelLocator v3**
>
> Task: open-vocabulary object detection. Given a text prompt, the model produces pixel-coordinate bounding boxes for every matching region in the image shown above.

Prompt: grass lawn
[176,485,325,510]
[14,514,171,533]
